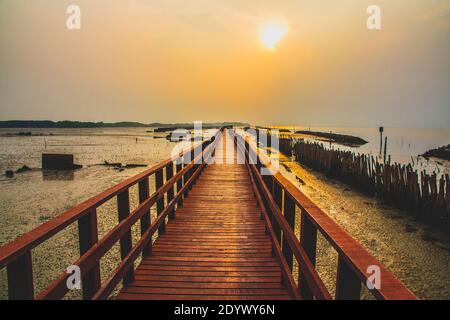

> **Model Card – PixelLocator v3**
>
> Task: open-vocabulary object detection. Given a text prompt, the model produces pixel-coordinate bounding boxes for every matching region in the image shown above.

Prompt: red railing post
[299,212,317,299]
[245,139,250,163]
[7,251,34,300]
[282,193,296,270]
[166,162,175,220]
[176,161,183,206]
[78,208,101,299]
[183,153,191,197]
[272,180,283,246]
[235,131,416,301]
[155,168,165,234]
[335,256,361,300]
[117,189,135,285]
[189,149,195,190]
[138,177,151,256]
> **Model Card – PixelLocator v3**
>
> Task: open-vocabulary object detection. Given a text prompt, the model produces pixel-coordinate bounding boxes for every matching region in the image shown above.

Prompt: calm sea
[281,126,450,175]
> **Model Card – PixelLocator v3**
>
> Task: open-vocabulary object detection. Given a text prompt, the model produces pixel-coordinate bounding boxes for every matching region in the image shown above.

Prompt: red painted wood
[138,177,151,256]
[0,138,209,269]
[7,251,34,300]
[117,131,292,300]
[117,190,135,285]
[92,152,211,300]
[78,208,101,299]
[0,129,416,301]
[282,193,295,269]
[240,132,417,300]
[336,255,361,300]
[176,162,183,207]
[155,169,165,235]
[0,134,218,300]
[272,179,283,247]
[299,212,317,299]
[166,162,175,220]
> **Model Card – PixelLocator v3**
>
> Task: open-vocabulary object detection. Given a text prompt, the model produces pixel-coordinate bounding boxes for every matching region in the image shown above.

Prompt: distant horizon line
[0,120,249,129]
[0,120,449,130]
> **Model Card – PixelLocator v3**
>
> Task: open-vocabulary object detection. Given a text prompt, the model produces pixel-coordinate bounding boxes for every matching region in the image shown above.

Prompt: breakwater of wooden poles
[279,138,450,232]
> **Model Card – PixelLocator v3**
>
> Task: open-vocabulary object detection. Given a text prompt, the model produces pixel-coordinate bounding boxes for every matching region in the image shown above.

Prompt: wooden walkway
[117,131,291,300]
[0,128,417,300]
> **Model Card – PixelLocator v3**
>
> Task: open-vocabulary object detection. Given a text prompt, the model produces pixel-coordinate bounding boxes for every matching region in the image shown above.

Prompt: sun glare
[259,22,289,50]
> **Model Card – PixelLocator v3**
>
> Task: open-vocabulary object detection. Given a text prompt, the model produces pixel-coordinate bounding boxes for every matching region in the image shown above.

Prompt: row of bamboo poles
[279,138,450,232]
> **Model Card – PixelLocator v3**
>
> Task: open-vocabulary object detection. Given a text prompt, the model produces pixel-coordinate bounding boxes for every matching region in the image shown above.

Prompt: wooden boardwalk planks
[117,131,291,300]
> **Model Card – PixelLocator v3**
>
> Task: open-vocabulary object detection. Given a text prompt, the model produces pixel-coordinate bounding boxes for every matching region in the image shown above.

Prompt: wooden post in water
[379,127,384,155]
[384,136,388,164]
[329,131,332,148]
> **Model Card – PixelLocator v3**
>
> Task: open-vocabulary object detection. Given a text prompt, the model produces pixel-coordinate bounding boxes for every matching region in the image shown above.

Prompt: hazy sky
[0,0,449,127]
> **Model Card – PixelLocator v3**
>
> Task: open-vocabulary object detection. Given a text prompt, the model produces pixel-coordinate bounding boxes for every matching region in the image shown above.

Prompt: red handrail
[235,130,416,300]
[0,130,221,300]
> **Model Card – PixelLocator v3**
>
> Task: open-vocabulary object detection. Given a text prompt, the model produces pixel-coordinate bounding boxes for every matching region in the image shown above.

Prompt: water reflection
[42,170,75,181]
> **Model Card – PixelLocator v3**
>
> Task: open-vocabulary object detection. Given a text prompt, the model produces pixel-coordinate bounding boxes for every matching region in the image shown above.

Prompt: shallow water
[0,128,180,243]
[277,126,450,175]
[0,128,181,299]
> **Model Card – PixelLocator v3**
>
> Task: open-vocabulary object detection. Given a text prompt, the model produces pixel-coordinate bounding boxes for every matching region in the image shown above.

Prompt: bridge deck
[117,132,292,300]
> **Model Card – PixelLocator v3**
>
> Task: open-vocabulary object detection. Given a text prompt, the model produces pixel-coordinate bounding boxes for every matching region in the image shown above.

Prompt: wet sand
[0,166,164,300]
[0,128,215,299]
[0,128,178,299]
[279,154,450,299]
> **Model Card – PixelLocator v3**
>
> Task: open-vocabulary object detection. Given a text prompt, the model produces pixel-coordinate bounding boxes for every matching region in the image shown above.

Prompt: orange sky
[0,0,449,127]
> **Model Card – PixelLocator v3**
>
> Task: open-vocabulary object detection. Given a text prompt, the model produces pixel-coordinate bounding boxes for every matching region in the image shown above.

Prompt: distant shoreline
[422,145,450,161]
[0,120,248,129]
[294,130,368,147]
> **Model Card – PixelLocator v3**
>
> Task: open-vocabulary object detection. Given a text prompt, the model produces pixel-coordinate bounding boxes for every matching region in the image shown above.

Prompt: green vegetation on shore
[0,120,248,129]
[295,130,368,146]
[422,145,450,161]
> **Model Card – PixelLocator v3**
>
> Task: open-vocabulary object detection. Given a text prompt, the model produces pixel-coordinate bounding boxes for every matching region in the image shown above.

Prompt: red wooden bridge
[0,129,416,300]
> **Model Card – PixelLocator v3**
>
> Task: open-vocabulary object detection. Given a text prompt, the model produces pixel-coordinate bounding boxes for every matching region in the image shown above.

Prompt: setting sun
[259,22,289,50]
